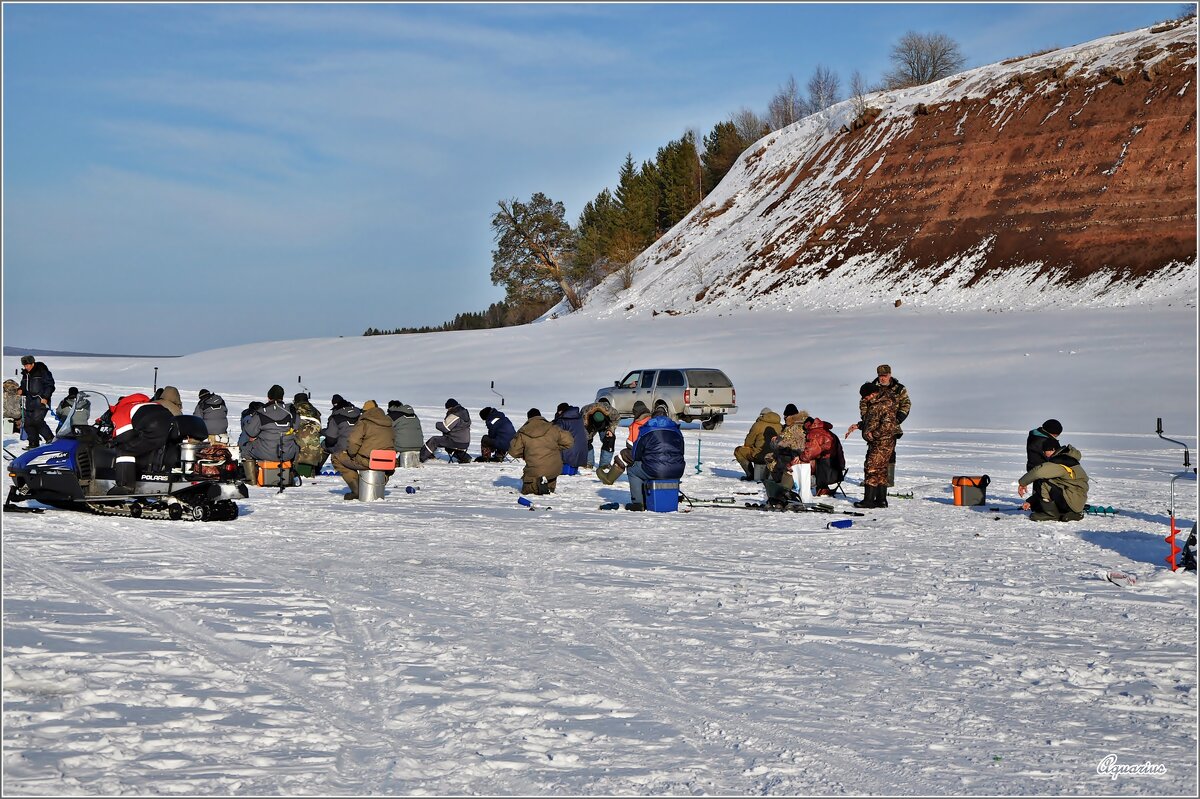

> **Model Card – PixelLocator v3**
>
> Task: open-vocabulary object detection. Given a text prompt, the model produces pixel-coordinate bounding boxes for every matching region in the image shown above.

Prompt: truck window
[685,369,733,388]
[657,370,685,387]
[619,372,640,389]
[641,370,657,388]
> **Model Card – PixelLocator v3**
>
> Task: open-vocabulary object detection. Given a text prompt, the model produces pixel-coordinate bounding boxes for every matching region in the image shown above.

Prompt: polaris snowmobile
[5,390,247,521]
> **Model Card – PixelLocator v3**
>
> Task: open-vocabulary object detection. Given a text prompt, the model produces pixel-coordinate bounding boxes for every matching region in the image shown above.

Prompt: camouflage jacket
[860,391,899,443]
[860,378,910,437]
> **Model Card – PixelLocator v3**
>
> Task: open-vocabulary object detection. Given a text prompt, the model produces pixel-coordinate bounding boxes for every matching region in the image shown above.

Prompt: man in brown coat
[509,408,574,495]
[332,399,396,500]
[846,383,899,509]
[733,407,781,481]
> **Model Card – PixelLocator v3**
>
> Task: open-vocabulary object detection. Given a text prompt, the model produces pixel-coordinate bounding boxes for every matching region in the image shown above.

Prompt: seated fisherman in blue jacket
[626,406,685,511]
[476,406,516,462]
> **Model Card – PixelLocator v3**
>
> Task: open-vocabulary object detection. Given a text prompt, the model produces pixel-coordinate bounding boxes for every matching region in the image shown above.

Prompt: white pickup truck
[594,368,737,429]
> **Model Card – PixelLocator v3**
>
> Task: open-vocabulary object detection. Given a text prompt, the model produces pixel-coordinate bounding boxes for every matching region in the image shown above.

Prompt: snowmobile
[5,390,247,521]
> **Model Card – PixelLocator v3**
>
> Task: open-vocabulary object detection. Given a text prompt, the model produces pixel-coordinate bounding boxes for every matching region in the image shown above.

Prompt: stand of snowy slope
[2,305,1196,795]
[576,19,1197,321]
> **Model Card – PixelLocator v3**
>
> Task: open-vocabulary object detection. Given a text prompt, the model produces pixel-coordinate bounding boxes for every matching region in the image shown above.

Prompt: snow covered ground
[2,305,1196,795]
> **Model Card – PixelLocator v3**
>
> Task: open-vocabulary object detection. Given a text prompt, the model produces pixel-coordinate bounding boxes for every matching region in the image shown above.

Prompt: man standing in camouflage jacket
[860,364,910,486]
[846,383,899,508]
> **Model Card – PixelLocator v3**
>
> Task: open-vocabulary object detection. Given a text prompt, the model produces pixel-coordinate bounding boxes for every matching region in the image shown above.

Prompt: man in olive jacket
[1018,442,1089,522]
[332,400,396,500]
[733,407,781,481]
[509,408,574,495]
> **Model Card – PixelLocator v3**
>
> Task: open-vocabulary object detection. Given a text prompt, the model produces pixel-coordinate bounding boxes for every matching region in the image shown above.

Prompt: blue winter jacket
[485,411,516,451]
[554,406,589,468]
[632,415,685,479]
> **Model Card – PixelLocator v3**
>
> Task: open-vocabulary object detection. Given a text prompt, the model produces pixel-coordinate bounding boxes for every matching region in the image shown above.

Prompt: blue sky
[2,1,1184,353]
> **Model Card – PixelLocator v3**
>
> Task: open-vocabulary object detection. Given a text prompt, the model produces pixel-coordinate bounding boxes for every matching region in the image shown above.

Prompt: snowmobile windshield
[53,389,110,439]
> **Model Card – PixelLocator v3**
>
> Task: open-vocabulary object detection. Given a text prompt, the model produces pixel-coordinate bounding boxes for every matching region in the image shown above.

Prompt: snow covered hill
[577,18,1197,320]
[3,303,1195,795]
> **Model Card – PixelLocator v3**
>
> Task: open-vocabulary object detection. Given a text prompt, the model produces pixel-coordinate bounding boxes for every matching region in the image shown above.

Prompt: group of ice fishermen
[6,356,1091,518]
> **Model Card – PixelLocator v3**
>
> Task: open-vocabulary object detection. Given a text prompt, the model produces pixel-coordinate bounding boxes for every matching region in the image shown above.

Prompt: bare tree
[849,69,871,116]
[805,64,841,114]
[767,75,804,130]
[883,31,966,89]
[731,107,770,144]
[1177,3,1197,19]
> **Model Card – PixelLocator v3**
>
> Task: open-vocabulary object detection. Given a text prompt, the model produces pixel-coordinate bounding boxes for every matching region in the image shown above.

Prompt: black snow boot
[853,486,878,509]
[452,450,472,464]
[107,461,138,495]
[874,485,888,508]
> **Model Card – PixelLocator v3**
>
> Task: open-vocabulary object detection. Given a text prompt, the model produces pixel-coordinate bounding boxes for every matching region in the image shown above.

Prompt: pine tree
[490,193,582,311]
[702,120,750,195]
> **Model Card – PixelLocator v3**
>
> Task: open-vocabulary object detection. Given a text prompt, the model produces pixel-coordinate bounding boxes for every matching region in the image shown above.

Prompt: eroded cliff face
[592,20,1197,317]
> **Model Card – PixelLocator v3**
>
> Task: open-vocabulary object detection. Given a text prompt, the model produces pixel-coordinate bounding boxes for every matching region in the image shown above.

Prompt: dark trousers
[23,403,54,447]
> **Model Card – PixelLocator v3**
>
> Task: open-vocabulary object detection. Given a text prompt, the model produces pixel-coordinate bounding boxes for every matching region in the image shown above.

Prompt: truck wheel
[701,414,724,431]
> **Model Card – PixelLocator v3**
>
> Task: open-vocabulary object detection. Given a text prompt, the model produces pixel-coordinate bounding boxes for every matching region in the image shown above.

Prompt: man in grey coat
[387,400,424,454]
[421,398,472,463]
[192,389,229,443]
[243,385,301,488]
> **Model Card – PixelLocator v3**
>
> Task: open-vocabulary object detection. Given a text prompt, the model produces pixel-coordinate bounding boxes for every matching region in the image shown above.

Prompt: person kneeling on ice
[332,400,396,500]
[509,408,573,495]
[476,406,515,462]
[596,401,652,485]
[106,393,175,495]
[625,406,685,512]
[1017,441,1089,522]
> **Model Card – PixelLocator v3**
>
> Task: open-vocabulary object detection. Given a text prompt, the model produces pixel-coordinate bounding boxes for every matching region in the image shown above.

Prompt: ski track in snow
[3,423,1195,795]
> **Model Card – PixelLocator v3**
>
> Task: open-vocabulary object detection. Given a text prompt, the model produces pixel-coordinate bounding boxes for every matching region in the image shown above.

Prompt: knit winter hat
[268,384,285,401]
[783,403,799,417]
[388,400,403,412]
[592,411,607,423]
[248,401,264,413]
[1042,419,1063,436]
[860,382,879,398]
[198,388,211,399]
[556,402,570,414]
[1042,440,1062,453]
[759,407,773,417]
[527,408,541,419]
[479,406,495,420]
[632,401,650,416]
[877,364,892,376]
[362,399,378,411]
[67,387,79,397]
[445,398,459,409]
[331,394,346,407]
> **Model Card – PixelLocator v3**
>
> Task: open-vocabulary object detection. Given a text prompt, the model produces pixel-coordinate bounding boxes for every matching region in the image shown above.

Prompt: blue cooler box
[561,464,579,476]
[644,480,680,513]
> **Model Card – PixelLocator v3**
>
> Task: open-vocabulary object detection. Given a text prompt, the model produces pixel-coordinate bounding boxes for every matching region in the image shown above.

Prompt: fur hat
[527,408,541,419]
[19,355,35,366]
[632,401,650,416]
[294,392,308,404]
[1042,419,1063,436]
[445,398,459,409]
[860,382,879,398]
[268,384,285,402]
[783,403,799,417]
[479,406,495,420]
[362,399,378,411]
[877,364,892,376]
